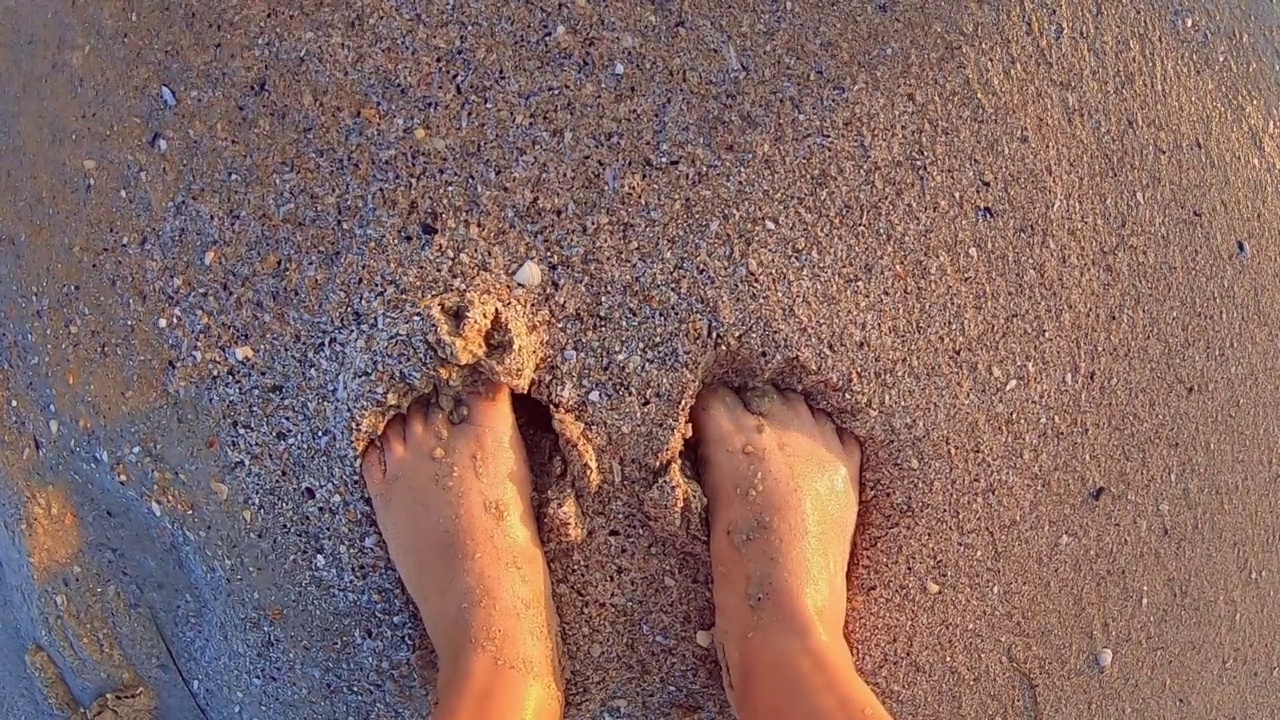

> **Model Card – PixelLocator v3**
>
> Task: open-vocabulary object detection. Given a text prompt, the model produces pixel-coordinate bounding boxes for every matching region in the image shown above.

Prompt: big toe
[457,380,516,429]
[360,441,386,485]
[691,385,752,441]
[690,385,763,505]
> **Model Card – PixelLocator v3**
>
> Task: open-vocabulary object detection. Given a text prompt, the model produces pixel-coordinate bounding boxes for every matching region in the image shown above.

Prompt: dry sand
[3,0,1280,717]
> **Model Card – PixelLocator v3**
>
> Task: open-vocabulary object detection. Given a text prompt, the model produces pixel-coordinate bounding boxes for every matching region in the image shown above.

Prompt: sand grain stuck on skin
[2,0,1280,717]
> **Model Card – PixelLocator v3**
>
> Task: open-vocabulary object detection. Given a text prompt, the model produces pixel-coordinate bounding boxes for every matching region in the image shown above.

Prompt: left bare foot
[361,381,562,719]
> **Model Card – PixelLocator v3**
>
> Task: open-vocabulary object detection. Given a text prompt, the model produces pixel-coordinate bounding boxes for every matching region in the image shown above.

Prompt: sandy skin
[360,382,891,719]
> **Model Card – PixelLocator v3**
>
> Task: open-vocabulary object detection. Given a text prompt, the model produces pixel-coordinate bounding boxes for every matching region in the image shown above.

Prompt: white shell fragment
[1096,648,1114,671]
[161,84,177,107]
[233,346,255,362]
[695,630,714,648]
[513,260,543,288]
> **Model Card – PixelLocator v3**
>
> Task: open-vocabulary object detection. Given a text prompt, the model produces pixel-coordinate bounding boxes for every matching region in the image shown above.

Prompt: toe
[691,385,750,441]
[360,440,387,490]
[462,380,515,428]
[406,394,442,437]
[814,408,841,445]
[838,429,863,476]
[381,413,408,454]
[779,390,815,421]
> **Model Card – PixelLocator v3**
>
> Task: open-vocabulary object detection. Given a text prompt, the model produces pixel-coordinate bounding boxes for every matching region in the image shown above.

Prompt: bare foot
[361,382,563,720]
[692,385,891,719]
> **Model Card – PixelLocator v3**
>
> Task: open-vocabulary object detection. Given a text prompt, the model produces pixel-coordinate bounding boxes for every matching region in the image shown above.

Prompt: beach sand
[2,0,1280,717]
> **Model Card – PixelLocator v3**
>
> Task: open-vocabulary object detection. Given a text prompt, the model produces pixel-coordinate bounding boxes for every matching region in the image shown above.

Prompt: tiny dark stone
[302,486,316,500]
[873,0,894,14]
[977,206,996,221]
[1090,486,1107,502]
[1236,240,1249,260]
[448,402,470,425]
[1051,23,1064,40]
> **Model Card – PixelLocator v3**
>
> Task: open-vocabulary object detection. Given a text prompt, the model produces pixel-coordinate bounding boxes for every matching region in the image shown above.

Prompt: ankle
[436,654,562,720]
[729,617,851,664]
[723,627,865,720]
[719,588,846,646]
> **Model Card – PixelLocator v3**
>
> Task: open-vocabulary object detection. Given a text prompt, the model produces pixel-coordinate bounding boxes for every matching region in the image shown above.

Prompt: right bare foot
[692,385,891,719]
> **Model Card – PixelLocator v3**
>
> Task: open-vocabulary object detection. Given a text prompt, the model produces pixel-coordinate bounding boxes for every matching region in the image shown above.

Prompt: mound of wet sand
[3,0,1280,717]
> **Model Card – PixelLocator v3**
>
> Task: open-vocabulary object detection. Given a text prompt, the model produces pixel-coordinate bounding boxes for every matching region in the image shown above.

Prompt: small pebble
[1096,647,1113,671]
[210,480,230,502]
[242,509,252,523]
[448,403,470,425]
[48,419,60,435]
[233,346,255,362]
[513,259,543,287]
[695,630,714,648]
[764,219,777,231]
[740,386,776,415]
[563,349,578,362]
[203,250,216,266]
[161,84,177,107]
[1004,379,1019,391]
[82,159,97,171]
[926,580,941,595]
[413,127,426,140]
[613,62,625,76]
[157,317,168,329]
[157,137,169,153]
[150,501,162,517]
[588,390,602,403]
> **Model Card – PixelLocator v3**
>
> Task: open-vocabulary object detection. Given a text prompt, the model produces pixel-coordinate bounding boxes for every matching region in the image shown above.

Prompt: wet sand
[3,0,1280,717]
